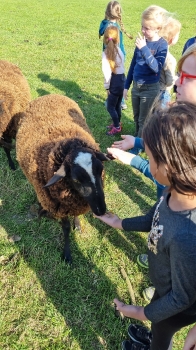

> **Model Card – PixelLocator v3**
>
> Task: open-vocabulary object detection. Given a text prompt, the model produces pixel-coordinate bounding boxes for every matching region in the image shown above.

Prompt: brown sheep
[0,60,31,169]
[16,94,108,263]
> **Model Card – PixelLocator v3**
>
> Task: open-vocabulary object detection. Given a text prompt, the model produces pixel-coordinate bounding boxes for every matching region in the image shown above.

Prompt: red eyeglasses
[179,71,196,84]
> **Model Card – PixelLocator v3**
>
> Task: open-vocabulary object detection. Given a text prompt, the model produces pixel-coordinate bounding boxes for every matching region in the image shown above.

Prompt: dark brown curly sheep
[16,94,108,262]
[0,60,31,169]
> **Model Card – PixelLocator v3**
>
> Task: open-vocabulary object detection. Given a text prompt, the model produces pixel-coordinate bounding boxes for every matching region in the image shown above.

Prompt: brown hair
[103,25,121,73]
[177,43,196,72]
[105,1,133,39]
[142,102,196,195]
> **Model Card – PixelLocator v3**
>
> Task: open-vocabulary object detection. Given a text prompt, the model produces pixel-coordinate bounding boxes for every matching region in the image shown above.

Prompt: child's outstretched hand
[135,33,146,49]
[183,325,196,350]
[93,212,123,229]
[107,148,136,165]
[114,298,147,321]
[111,135,135,151]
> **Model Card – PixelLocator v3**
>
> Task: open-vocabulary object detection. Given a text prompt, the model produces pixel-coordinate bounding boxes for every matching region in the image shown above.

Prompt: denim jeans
[130,155,165,198]
[159,90,171,109]
[131,81,160,137]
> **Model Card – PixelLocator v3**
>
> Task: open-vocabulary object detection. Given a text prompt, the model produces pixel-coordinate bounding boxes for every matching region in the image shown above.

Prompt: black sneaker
[128,324,152,346]
[122,339,150,350]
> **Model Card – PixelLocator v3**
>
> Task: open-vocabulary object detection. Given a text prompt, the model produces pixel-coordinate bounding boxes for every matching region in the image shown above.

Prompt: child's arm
[107,147,136,165]
[102,52,112,90]
[183,324,196,350]
[111,135,136,151]
[137,35,167,74]
[111,135,144,151]
[114,299,148,321]
[95,203,156,232]
[94,212,123,229]
[124,49,137,91]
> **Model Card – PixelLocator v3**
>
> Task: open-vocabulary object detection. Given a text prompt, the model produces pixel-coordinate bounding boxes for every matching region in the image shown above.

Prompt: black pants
[107,73,125,127]
[150,291,196,350]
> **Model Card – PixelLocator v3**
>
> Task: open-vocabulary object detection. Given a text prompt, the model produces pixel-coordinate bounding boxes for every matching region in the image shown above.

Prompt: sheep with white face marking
[16,94,108,263]
[0,60,31,170]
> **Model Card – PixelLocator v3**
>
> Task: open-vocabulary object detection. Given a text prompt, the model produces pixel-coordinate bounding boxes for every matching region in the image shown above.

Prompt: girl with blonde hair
[102,25,125,135]
[99,1,132,110]
[124,5,170,139]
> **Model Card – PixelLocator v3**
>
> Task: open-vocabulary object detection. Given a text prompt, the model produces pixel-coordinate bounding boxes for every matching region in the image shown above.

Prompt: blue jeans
[131,156,165,198]
[131,81,160,137]
[159,90,171,109]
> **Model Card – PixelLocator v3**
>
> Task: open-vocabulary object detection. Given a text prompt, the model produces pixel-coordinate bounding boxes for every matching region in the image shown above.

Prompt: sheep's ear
[43,164,66,188]
[95,151,110,162]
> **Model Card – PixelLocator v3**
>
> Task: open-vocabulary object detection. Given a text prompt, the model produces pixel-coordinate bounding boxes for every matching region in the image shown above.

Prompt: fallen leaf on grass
[9,235,21,243]
[0,256,9,265]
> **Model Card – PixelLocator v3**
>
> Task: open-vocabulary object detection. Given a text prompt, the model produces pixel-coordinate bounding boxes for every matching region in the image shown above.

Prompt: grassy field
[0,1,196,349]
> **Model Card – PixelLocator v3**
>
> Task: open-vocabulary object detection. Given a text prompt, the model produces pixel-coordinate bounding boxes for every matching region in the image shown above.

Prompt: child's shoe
[106,125,121,136]
[128,324,152,346]
[106,122,122,130]
[142,286,155,302]
[122,339,150,350]
[137,254,148,269]
[121,102,127,110]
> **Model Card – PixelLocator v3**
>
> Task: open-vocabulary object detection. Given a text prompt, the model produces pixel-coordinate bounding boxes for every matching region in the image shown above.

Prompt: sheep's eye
[73,178,80,184]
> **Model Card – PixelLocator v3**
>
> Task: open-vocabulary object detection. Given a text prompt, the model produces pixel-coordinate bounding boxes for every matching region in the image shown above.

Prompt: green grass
[0,0,195,349]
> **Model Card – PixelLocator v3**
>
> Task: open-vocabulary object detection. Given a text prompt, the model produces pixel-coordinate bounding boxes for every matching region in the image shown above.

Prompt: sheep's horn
[43,164,66,188]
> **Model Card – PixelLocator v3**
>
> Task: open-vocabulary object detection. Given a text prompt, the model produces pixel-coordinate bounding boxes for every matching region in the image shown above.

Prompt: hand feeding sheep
[0,60,31,170]
[16,94,108,263]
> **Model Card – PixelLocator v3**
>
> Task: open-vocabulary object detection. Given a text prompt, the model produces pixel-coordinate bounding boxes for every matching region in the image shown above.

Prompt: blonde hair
[177,43,196,72]
[161,18,181,43]
[105,1,133,39]
[142,5,171,31]
[103,26,121,73]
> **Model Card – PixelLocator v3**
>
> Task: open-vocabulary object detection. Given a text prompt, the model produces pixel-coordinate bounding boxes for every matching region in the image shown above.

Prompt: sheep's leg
[73,216,81,231]
[3,147,15,170]
[61,218,72,264]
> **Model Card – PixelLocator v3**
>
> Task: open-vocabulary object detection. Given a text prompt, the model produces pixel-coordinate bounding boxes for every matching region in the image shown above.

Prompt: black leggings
[150,291,196,350]
[107,73,125,127]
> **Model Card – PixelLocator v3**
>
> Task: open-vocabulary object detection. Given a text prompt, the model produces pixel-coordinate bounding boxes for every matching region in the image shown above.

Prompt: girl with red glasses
[176,44,196,104]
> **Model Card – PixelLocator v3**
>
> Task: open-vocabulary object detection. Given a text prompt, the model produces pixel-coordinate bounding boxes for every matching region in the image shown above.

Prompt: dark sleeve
[134,137,144,150]
[140,41,168,73]
[122,203,156,232]
[125,49,137,89]
[144,229,196,323]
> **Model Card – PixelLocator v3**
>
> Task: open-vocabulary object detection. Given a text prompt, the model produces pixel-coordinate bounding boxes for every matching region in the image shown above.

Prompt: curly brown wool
[0,60,31,169]
[16,94,107,262]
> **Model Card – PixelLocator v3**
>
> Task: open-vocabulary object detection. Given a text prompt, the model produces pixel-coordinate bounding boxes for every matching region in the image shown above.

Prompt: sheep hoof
[73,216,81,231]
[62,252,72,265]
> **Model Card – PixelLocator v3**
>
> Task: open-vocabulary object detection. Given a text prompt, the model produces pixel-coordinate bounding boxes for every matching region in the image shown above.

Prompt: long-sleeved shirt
[102,47,125,89]
[122,193,196,324]
[125,37,168,89]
